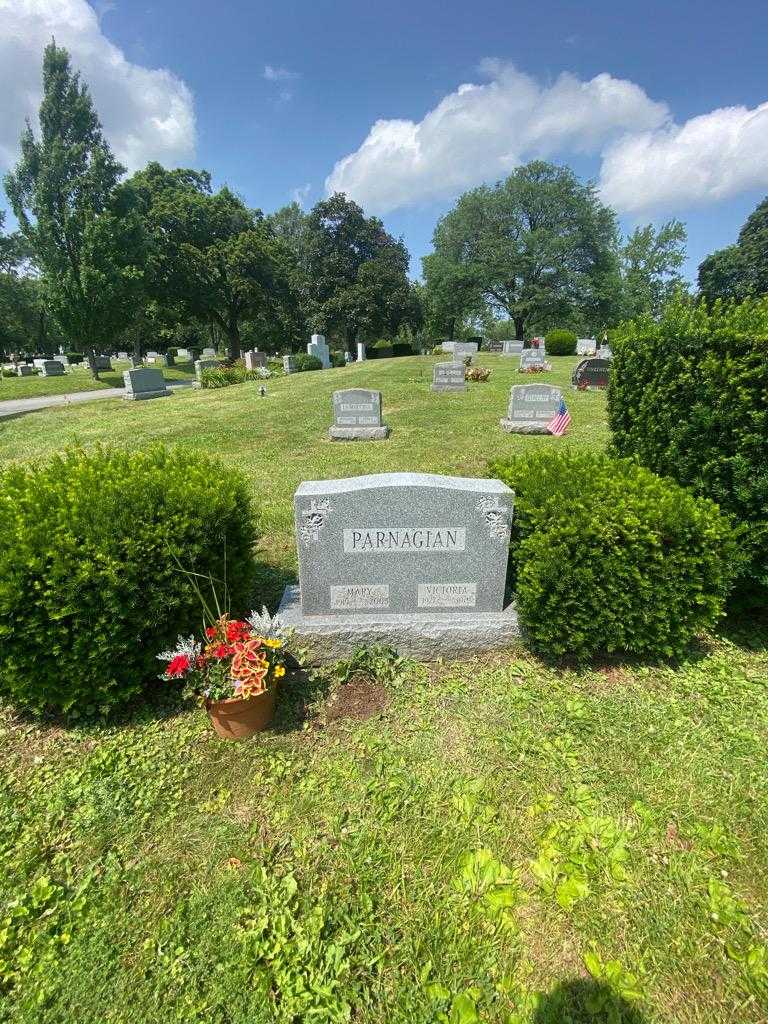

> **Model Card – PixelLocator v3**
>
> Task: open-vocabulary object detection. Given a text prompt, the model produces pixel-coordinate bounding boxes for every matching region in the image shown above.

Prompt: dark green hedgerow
[0,446,256,714]
[608,297,768,599]
[490,450,737,661]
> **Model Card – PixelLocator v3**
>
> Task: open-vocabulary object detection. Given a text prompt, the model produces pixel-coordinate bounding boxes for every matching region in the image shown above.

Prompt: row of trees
[1,44,419,368]
[1,44,766,366]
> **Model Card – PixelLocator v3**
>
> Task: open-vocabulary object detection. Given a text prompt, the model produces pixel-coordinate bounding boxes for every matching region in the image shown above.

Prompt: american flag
[547,398,571,437]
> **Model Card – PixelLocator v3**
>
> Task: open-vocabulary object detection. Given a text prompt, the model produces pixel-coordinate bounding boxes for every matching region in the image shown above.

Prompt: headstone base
[278,585,520,662]
[499,418,550,434]
[430,383,466,393]
[122,389,171,401]
[328,425,390,441]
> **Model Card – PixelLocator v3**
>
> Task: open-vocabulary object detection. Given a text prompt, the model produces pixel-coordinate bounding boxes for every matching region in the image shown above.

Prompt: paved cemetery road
[0,381,194,420]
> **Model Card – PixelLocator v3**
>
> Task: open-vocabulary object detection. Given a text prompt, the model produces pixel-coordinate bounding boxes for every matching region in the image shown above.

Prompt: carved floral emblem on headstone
[475,496,512,541]
[300,498,334,546]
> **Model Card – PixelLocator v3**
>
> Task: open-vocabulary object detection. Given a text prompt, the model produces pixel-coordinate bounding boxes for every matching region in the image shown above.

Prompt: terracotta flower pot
[205,685,277,740]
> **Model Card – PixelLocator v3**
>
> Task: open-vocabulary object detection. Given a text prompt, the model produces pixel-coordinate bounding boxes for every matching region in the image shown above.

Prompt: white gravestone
[307,333,331,369]
[500,384,564,434]
[194,358,221,385]
[278,472,519,660]
[244,350,267,370]
[356,342,366,362]
[519,349,551,372]
[576,339,597,356]
[283,354,296,374]
[501,340,524,356]
[453,341,479,358]
[329,388,390,441]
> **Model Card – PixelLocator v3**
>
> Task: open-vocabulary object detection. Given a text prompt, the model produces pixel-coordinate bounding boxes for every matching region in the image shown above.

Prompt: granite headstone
[431,361,466,392]
[572,357,611,390]
[329,388,390,441]
[40,360,65,377]
[122,367,171,400]
[278,472,519,659]
[500,384,563,434]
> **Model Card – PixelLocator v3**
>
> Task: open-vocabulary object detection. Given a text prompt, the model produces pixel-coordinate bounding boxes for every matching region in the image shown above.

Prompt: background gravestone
[244,350,267,370]
[194,358,220,385]
[500,384,563,434]
[329,388,390,441]
[282,354,296,374]
[484,339,503,353]
[441,341,457,354]
[453,341,479,358]
[307,333,331,369]
[201,347,216,358]
[16,364,33,376]
[356,342,366,362]
[40,360,65,377]
[501,340,524,356]
[597,344,613,359]
[431,361,466,392]
[519,349,546,371]
[572,357,611,390]
[278,472,519,659]
[576,339,597,356]
[122,367,170,400]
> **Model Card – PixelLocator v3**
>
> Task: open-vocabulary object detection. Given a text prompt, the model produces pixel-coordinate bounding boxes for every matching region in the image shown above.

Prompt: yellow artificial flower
[274,664,286,678]
[264,638,283,649]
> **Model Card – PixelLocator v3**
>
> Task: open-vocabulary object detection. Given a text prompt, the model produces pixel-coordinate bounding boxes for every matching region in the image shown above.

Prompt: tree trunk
[226,321,241,362]
[447,317,456,339]
[345,325,357,359]
[514,316,525,341]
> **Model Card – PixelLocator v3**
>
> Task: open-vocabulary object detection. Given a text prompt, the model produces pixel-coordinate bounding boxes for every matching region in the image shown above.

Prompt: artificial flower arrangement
[465,366,491,382]
[518,362,552,374]
[158,608,289,740]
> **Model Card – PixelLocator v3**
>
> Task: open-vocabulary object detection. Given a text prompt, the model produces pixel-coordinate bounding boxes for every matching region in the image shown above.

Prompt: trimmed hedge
[367,341,394,359]
[392,342,414,357]
[330,350,346,368]
[609,298,768,597]
[490,450,736,661]
[65,352,84,364]
[544,330,577,355]
[0,447,256,714]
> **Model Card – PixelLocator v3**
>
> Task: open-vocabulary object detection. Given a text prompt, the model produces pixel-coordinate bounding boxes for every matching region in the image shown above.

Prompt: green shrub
[330,350,346,368]
[167,347,178,357]
[65,351,84,364]
[0,446,256,714]
[200,364,261,389]
[432,344,444,355]
[490,450,735,661]
[544,330,577,355]
[609,295,768,598]
[293,353,323,373]
[392,341,414,357]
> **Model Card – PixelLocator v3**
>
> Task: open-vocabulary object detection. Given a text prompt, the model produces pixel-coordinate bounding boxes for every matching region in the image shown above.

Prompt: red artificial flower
[205,626,217,640]
[195,654,207,669]
[166,654,191,678]
[210,643,232,660]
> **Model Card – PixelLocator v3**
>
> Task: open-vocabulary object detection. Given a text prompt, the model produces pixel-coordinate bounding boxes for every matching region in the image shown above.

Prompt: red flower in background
[225,619,250,643]
[210,643,232,660]
[166,654,191,678]
[205,626,217,640]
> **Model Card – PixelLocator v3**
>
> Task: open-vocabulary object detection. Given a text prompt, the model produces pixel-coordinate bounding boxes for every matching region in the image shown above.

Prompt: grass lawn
[1,355,766,1023]
[0,360,196,400]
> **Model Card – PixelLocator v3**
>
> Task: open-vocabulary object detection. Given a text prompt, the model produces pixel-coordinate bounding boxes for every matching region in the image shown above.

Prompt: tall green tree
[621,220,688,319]
[699,195,768,302]
[421,250,484,339]
[130,163,294,360]
[427,161,621,340]
[3,43,145,376]
[303,193,416,353]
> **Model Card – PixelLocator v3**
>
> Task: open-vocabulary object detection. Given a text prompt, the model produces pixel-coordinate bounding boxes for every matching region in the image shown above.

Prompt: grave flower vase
[205,686,277,740]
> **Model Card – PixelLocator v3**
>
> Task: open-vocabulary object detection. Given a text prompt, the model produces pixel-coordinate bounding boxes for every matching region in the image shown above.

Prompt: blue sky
[2,0,768,283]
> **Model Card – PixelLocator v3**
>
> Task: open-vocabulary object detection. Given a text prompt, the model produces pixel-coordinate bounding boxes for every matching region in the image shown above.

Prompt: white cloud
[326,61,668,213]
[290,183,311,206]
[264,64,299,82]
[0,0,196,174]
[599,102,768,214]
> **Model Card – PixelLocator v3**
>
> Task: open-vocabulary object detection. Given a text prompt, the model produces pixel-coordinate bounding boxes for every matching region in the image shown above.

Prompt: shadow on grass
[271,666,331,735]
[533,979,648,1023]
[718,604,768,652]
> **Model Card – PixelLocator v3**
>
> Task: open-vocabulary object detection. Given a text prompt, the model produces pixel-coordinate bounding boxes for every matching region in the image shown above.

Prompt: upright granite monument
[282,354,296,374]
[519,349,548,372]
[40,360,65,377]
[576,339,597,356]
[431,361,466,392]
[500,384,564,434]
[453,341,479,358]
[244,349,267,370]
[122,367,170,400]
[501,340,524,356]
[329,388,390,441]
[278,472,519,660]
[356,342,366,362]
[572,357,611,390]
[307,333,331,369]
